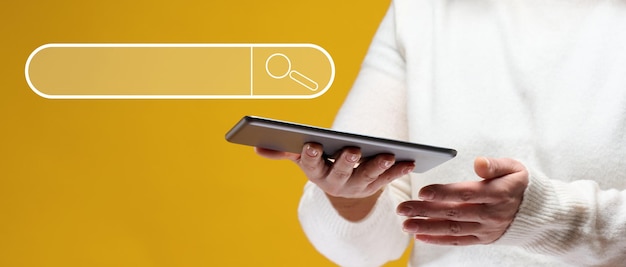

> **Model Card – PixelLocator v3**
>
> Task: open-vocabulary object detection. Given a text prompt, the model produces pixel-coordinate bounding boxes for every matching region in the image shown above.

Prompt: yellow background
[1,0,411,266]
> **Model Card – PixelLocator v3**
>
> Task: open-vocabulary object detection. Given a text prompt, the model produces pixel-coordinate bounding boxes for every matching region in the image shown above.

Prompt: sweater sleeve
[496,169,626,266]
[297,2,414,266]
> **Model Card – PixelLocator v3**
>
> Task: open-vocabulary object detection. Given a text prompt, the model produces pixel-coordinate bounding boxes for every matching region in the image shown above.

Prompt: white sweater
[298,1,626,266]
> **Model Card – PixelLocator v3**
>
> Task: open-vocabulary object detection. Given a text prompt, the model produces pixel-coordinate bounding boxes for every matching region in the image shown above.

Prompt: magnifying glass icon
[265,53,319,91]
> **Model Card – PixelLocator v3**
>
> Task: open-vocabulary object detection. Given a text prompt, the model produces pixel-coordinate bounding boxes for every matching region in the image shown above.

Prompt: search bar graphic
[25,44,335,99]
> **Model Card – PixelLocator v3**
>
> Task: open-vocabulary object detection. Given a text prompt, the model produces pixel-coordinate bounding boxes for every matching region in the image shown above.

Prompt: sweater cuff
[298,182,409,266]
[494,169,588,256]
[298,181,405,239]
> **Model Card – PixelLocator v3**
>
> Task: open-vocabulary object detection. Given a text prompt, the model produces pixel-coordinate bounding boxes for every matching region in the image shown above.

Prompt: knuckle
[301,162,318,173]
[362,172,379,183]
[445,209,461,218]
[330,169,352,180]
[299,156,318,169]
[449,221,462,234]
[377,172,396,184]
[299,164,323,180]
[459,190,475,202]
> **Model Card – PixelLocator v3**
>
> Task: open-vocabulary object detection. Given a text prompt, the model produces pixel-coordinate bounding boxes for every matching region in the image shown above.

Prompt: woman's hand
[397,157,529,245]
[256,143,415,199]
[256,143,415,221]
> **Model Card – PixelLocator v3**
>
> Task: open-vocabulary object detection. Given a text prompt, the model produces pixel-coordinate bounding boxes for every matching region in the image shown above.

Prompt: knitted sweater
[298,1,626,266]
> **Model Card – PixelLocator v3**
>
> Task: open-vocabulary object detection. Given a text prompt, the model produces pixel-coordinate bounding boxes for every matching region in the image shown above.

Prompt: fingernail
[483,157,491,169]
[397,205,413,215]
[403,166,414,174]
[305,145,318,157]
[419,188,435,200]
[381,160,393,169]
[402,221,418,233]
[347,153,359,163]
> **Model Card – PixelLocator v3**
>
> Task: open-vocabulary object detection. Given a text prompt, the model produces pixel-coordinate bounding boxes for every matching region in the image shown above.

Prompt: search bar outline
[25,43,335,99]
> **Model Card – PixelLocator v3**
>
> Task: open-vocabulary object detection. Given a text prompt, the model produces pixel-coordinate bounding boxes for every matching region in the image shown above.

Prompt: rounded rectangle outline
[24,43,335,99]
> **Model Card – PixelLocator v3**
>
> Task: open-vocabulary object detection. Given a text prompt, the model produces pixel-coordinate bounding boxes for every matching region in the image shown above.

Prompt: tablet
[225,116,457,173]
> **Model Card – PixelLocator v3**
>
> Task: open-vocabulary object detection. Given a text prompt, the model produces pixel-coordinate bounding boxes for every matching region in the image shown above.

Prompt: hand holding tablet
[225,116,456,173]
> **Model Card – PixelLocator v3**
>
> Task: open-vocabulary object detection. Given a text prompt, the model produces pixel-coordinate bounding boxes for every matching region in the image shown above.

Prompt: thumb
[474,157,525,180]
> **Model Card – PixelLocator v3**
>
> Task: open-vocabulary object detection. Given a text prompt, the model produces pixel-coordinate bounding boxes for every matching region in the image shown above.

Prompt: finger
[397,200,487,222]
[474,157,526,180]
[298,143,328,180]
[351,154,395,185]
[418,181,495,203]
[414,234,483,246]
[402,218,481,236]
[398,200,519,230]
[366,161,415,191]
[326,147,361,184]
[255,147,300,161]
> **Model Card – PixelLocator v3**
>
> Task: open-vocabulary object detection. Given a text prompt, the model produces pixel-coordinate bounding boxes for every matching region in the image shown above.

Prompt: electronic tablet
[225,116,457,173]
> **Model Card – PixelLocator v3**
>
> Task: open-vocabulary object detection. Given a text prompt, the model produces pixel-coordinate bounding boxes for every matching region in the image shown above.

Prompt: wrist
[325,189,384,222]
